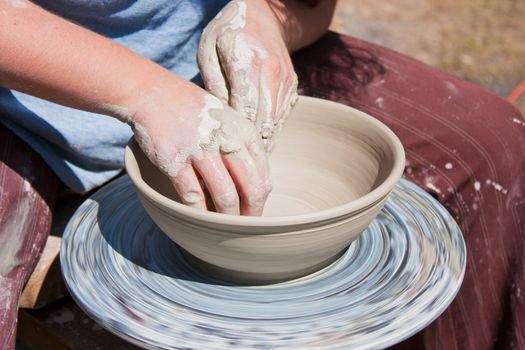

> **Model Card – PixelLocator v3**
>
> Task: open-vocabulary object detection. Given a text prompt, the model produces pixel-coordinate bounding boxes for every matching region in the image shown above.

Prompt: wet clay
[125,96,405,283]
[198,0,298,148]
[132,94,258,178]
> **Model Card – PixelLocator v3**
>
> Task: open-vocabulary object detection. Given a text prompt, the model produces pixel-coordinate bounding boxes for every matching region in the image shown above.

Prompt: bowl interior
[130,97,402,217]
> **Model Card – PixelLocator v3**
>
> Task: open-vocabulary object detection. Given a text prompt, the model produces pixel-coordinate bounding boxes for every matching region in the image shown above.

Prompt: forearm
[266,0,337,52]
[0,0,193,123]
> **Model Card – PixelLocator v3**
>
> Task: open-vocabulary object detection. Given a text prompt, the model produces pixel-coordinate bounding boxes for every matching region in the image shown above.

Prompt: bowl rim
[125,96,405,227]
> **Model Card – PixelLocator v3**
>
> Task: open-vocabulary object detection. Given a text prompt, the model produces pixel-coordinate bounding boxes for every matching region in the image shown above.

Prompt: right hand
[198,0,299,152]
[128,82,271,216]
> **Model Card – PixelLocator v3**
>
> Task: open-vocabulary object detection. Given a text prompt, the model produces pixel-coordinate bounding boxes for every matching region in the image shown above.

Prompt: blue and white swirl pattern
[61,176,465,349]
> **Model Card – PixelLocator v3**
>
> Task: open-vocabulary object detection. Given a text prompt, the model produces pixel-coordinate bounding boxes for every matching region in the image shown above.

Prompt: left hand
[198,0,298,151]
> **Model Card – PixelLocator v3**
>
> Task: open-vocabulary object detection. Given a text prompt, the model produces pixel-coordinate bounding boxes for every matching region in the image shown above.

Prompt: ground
[331,0,525,114]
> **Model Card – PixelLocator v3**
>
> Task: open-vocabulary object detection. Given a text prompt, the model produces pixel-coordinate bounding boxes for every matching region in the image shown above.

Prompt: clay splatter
[486,179,508,194]
[512,118,525,126]
[474,181,481,191]
[425,182,441,194]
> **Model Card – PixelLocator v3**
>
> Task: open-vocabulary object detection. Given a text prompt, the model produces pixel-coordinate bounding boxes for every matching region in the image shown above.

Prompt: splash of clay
[133,94,250,178]
[260,86,273,138]
[228,33,273,128]
[197,94,248,156]
[226,0,246,31]
[231,34,256,72]
[98,103,132,123]
[197,94,222,147]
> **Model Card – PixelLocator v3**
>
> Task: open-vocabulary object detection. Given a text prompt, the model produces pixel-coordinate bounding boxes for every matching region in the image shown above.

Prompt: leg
[0,123,58,349]
[292,32,525,350]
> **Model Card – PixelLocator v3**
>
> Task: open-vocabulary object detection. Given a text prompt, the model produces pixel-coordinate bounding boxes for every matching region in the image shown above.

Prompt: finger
[246,140,272,188]
[257,82,275,141]
[230,82,259,122]
[273,72,298,136]
[197,30,229,102]
[200,178,217,212]
[193,151,240,215]
[271,52,292,118]
[170,165,207,211]
[265,87,292,153]
[222,146,270,216]
[284,72,299,115]
[274,80,286,121]
[216,39,259,122]
[274,64,295,120]
[256,65,283,145]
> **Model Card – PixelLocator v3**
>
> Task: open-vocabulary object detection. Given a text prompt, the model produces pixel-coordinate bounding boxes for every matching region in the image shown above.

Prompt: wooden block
[19,236,68,309]
[19,190,91,309]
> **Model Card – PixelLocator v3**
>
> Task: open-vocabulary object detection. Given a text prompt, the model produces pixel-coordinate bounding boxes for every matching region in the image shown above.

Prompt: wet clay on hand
[198,0,298,151]
[130,88,271,216]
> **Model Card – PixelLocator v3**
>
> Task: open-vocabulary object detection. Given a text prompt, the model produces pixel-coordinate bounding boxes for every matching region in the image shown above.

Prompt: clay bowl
[125,96,405,284]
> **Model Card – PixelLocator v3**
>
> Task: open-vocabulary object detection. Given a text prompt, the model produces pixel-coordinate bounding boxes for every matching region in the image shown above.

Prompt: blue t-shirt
[0,0,229,193]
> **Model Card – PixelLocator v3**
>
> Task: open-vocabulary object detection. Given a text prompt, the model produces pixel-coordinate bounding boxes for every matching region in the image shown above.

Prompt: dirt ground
[330,0,525,113]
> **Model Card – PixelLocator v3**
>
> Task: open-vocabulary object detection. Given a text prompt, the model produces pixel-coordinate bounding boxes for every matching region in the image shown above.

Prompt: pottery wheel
[60,176,466,349]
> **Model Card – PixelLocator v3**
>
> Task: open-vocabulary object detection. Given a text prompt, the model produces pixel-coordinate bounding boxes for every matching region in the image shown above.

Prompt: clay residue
[225,0,246,31]
[197,94,222,147]
[258,86,274,139]
[133,94,256,178]
[0,188,35,276]
[270,75,298,147]
[98,103,132,123]
[196,95,251,156]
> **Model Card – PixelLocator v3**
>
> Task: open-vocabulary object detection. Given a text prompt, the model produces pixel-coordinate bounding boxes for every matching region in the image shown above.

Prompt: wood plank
[19,236,68,309]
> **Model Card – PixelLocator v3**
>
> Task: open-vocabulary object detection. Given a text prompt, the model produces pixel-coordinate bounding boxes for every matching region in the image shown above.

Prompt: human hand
[0,0,272,215]
[129,83,271,216]
[198,0,298,151]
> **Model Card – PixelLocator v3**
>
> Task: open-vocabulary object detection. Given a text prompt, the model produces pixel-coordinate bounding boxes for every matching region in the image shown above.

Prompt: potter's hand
[130,85,271,216]
[0,0,273,215]
[198,0,298,151]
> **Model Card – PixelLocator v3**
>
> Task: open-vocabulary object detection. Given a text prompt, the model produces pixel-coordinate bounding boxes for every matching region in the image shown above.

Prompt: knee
[462,88,525,176]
